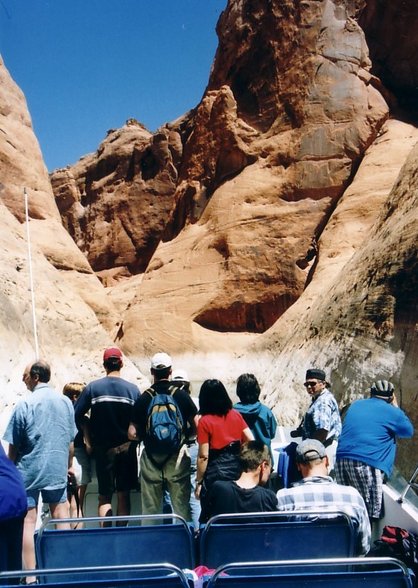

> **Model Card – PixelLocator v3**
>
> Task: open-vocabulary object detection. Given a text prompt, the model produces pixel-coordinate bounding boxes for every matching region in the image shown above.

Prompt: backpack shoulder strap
[168,384,178,396]
[168,383,186,397]
[145,387,156,399]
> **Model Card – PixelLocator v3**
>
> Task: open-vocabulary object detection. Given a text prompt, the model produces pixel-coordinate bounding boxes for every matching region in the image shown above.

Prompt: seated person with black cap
[291,368,341,471]
[276,439,371,556]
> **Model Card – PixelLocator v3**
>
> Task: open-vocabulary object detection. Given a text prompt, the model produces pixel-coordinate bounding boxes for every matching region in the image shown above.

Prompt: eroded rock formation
[51,121,182,278]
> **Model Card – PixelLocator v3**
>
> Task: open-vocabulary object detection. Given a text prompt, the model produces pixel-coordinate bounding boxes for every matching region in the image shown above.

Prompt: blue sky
[0,0,226,171]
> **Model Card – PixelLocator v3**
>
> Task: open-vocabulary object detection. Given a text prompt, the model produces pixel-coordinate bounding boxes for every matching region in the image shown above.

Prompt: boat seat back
[0,563,191,588]
[35,515,195,582]
[205,558,414,588]
[200,511,356,569]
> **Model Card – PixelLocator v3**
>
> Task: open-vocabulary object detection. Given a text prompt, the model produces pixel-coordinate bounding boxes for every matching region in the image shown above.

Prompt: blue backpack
[144,385,184,457]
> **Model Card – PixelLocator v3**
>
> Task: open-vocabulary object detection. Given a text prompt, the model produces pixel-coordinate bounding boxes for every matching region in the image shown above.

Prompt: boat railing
[395,465,418,505]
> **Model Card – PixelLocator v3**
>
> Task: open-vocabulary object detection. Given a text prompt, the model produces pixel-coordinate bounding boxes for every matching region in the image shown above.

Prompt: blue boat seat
[0,563,192,588]
[199,511,355,569]
[35,514,195,582]
[205,558,414,588]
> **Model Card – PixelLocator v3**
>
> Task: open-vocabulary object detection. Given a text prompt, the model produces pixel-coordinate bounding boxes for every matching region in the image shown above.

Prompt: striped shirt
[276,475,371,555]
[75,376,140,448]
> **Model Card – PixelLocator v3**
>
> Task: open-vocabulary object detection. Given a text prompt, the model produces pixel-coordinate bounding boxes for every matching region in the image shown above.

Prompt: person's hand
[127,424,138,441]
[390,394,398,407]
[67,469,77,489]
[194,483,202,499]
[84,440,93,455]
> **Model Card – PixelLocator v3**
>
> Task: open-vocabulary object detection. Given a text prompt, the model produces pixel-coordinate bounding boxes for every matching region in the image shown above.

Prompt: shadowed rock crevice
[194,293,298,333]
[359,0,418,121]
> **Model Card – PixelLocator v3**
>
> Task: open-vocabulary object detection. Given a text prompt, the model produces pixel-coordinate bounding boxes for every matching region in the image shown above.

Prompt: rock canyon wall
[1,1,417,473]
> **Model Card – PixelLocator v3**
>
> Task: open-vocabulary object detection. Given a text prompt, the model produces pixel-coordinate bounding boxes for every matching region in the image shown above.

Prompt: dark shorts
[94,441,138,497]
[26,486,67,509]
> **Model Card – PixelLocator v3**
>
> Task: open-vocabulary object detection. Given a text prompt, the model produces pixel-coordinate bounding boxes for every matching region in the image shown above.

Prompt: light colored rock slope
[0,59,147,421]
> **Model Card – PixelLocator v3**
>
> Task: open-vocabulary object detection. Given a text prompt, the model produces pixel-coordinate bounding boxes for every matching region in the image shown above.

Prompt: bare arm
[79,416,93,455]
[195,442,209,499]
[8,443,17,463]
[243,427,255,442]
[68,441,74,471]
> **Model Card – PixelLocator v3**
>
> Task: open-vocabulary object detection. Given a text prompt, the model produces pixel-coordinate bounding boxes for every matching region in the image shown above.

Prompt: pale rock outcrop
[0,58,122,334]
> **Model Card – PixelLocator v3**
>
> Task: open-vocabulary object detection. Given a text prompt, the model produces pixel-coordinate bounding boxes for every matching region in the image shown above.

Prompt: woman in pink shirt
[195,379,253,523]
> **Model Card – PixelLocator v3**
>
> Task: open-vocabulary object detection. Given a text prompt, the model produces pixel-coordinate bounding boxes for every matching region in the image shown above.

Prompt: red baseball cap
[103,347,122,361]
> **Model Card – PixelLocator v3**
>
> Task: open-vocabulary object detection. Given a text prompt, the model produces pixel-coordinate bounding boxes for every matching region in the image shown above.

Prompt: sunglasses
[304,381,320,388]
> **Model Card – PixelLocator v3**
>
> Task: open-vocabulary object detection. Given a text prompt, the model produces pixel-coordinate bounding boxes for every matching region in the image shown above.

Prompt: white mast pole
[24,187,39,359]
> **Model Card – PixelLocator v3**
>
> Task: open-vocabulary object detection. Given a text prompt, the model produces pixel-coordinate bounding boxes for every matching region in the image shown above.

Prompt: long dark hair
[199,379,232,416]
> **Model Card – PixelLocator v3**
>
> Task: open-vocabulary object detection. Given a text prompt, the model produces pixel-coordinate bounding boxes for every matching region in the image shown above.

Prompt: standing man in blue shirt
[3,360,74,579]
[335,379,413,521]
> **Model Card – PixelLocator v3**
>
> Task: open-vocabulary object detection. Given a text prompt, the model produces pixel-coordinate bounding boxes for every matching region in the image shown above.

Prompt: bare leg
[22,507,37,584]
[68,494,79,525]
[49,501,71,530]
[98,494,113,527]
[70,484,88,528]
[78,484,88,516]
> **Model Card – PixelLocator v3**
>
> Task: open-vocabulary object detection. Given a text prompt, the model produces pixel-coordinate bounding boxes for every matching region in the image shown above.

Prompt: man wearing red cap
[75,347,140,522]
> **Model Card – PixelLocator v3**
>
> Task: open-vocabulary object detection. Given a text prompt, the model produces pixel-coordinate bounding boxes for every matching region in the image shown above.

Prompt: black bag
[368,525,418,577]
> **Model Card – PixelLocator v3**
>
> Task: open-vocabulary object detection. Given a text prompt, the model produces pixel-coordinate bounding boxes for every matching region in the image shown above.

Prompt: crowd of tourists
[0,348,414,582]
